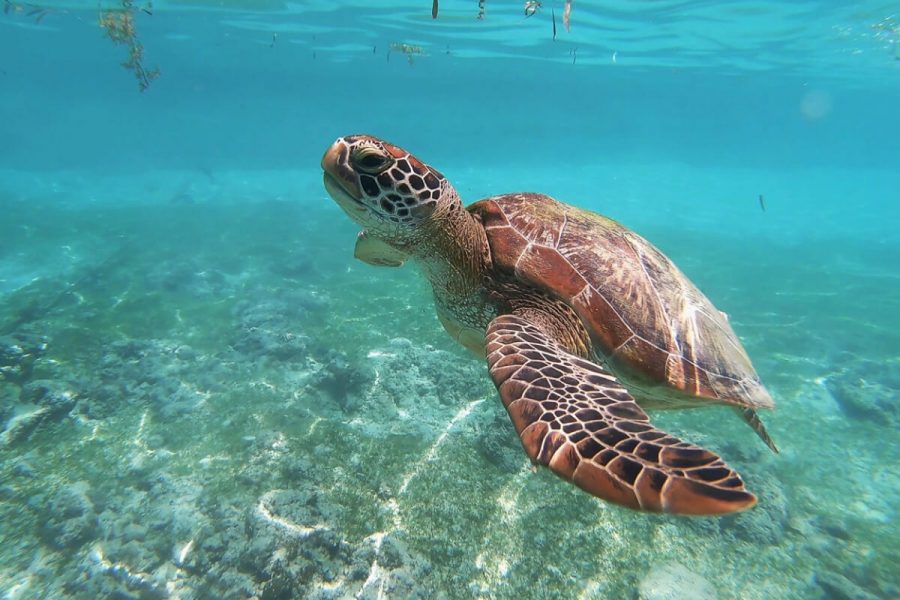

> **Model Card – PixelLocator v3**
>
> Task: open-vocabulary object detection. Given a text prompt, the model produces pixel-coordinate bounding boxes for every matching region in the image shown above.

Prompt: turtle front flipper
[354,230,408,267]
[485,314,757,515]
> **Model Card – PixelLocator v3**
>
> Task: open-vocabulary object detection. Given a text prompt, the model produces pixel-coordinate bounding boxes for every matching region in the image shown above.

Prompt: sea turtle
[321,134,777,515]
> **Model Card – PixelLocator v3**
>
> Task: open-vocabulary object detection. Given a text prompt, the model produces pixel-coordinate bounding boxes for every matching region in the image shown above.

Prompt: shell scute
[519,244,587,299]
[471,193,773,410]
[571,285,635,357]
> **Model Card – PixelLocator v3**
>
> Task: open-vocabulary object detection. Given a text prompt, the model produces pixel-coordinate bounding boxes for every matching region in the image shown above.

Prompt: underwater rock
[260,561,298,600]
[245,327,309,362]
[145,484,205,542]
[40,481,98,550]
[474,407,523,473]
[719,475,789,546]
[233,298,312,362]
[375,339,443,406]
[105,339,147,362]
[91,338,225,419]
[250,489,339,552]
[13,460,36,478]
[1,405,52,447]
[249,487,346,567]
[825,377,900,426]
[0,383,15,424]
[353,533,432,600]
[315,348,371,412]
[370,338,484,413]
[0,380,78,446]
[280,456,314,482]
[227,487,434,598]
[78,392,116,420]
[376,535,405,570]
[114,539,158,575]
[825,360,898,426]
[21,379,77,412]
[347,544,377,582]
[179,510,257,596]
[157,384,205,419]
[815,570,881,600]
[814,515,852,541]
[0,332,48,384]
[270,257,318,281]
[120,522,149,543]
[76,543,169,600]
[638,562,717,600]
[143,259,232,299]
[356,565,421,599]
[55,472,216,598]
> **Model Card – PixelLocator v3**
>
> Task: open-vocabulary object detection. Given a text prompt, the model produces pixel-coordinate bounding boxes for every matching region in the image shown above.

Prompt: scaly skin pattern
[321,134,774,515]
[485,314,755,515]
[322,134,495,348]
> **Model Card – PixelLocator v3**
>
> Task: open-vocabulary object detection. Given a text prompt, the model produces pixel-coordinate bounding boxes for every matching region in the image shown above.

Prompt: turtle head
[321,135,455,238]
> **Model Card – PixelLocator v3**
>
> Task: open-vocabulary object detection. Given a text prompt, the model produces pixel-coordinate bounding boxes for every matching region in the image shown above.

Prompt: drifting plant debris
[3,0,56,24]
[390,42,425,65]
[524,0,541,18]
[98,0,159,92]
[5,0,156,91]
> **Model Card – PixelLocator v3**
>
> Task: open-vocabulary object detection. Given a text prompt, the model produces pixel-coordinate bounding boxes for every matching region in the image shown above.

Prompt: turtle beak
[322,138,369,216]
[321,139,362,200]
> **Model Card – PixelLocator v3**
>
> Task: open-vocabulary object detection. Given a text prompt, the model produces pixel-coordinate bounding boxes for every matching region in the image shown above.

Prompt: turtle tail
[737,407,779,453]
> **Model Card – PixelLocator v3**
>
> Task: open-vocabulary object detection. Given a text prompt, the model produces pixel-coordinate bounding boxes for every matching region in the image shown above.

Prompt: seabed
[0,166,897,599]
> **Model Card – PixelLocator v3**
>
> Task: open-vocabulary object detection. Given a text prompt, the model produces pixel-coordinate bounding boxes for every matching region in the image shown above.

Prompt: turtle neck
[408,189,496,331]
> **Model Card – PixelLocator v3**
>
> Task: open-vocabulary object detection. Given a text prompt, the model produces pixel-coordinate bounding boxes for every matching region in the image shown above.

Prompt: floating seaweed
[5,1,156,92]
[3,0,56,24]
[390,42,425,65]
[477,0,485,20]
[432,0,438,19]
[98,0,159,92]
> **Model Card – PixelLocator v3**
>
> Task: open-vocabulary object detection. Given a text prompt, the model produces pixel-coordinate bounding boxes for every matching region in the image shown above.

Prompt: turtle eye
[352,147,393,174]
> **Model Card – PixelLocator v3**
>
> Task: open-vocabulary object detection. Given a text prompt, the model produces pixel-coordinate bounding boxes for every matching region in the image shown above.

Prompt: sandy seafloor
[0,161,897,600]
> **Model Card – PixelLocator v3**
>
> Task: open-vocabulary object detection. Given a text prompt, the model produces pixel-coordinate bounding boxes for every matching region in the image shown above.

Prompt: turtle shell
[470,192,773,411]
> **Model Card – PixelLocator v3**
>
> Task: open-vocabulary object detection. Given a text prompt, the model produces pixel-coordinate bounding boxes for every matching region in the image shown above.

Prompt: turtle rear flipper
[485,314,757,516]
[737,407,779,453]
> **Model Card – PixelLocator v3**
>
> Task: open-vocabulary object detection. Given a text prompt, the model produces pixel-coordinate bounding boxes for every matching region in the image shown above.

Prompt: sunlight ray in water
[255,491,331,539]
[398,397,484,495]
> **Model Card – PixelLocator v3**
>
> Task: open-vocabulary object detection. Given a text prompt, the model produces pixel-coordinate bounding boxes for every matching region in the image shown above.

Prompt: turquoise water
[1,1,898,598]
